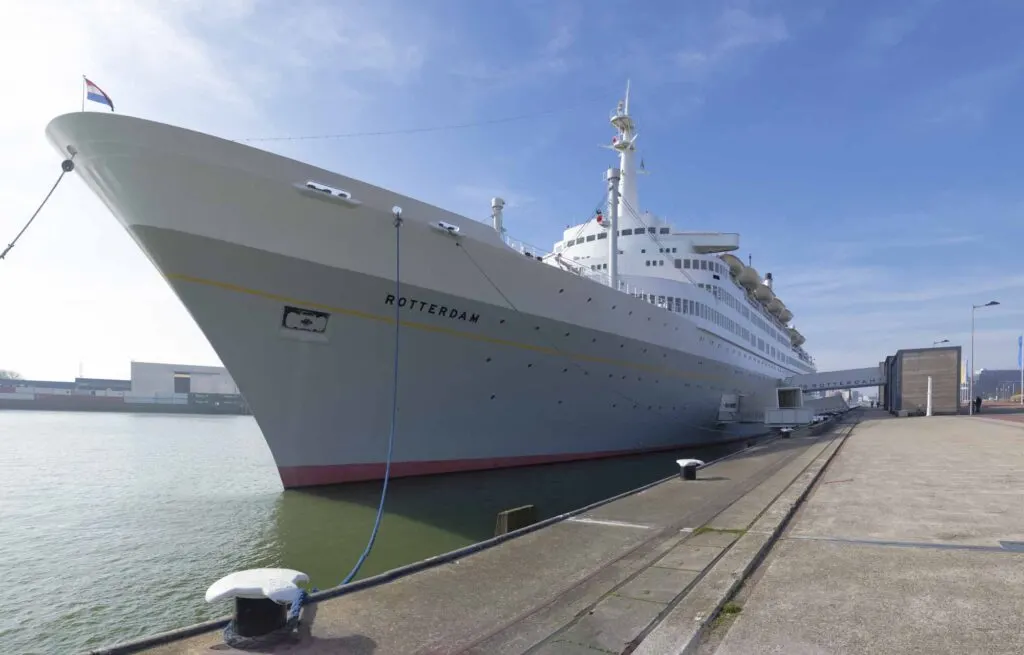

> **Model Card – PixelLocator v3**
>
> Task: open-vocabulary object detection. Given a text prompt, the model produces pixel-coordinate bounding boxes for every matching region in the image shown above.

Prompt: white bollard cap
[205,568,309,605]
[676,459,705,469]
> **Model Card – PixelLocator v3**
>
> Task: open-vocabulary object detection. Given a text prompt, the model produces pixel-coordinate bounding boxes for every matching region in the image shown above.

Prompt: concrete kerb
[632,418,859,655]
[86,432,779,655]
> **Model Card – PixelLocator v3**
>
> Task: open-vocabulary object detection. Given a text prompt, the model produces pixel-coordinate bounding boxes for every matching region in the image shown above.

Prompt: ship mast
[609,80,639,229]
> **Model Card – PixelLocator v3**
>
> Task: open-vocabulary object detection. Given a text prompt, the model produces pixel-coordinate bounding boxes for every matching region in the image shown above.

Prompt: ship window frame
[597,232,607,240]
[674,259,681,268]
[660,227,670,234]
[683,259,691,269]
[586,235,596,242]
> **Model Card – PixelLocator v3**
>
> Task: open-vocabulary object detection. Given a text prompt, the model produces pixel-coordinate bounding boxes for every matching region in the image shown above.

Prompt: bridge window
[700,261,708,270]
[660,227,670,234]
[597,232,607,240]
[621,228,632,235]
[675,259,682,268]
[675,298,681,312]
[586,235,595,242]
[648,227,656,234]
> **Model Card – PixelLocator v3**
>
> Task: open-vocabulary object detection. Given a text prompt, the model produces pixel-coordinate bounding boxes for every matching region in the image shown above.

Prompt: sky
[2,0,1024,381]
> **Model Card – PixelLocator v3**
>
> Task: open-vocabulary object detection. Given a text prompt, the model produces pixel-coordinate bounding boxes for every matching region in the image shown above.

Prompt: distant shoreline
[0,397,251,416]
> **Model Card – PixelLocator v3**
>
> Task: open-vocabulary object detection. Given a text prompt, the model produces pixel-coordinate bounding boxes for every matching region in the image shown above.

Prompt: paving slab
[703,413,1024,655]
[633,423,850,655]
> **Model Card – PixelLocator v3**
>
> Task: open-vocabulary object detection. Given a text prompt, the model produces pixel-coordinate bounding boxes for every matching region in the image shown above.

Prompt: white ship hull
[46,113,781,488]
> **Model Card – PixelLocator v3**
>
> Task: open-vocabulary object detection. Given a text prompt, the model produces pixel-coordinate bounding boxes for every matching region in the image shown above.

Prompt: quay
[95,406,1024,654]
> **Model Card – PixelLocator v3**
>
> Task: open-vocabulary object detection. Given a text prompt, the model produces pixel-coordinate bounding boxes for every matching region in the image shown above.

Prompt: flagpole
[81,75,85,112]
[1019,335,1022,406]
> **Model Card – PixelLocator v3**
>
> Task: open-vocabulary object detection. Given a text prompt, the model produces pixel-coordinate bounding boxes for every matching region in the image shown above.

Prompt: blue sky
[3,0,1024,380]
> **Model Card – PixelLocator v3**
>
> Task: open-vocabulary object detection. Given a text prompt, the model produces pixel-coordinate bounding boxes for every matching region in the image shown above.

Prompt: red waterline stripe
[277,440,734,488]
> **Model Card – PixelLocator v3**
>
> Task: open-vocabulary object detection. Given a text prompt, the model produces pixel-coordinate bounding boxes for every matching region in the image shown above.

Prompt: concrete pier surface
[109,419,852,655]
[698,410,1024,655]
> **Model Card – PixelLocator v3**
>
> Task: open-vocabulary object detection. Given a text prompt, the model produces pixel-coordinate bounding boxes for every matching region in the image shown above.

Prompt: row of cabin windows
[675,259,791,349]
[564,249,806,364]
[561,226,671,249]
[678,258,728,276]
[630,290,782,368]
[691,283,796,365]
[633,291,786,369]
[689,281,791,355]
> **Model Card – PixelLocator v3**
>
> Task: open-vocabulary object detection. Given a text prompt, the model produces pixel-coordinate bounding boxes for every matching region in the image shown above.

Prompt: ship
[45,85,816,488]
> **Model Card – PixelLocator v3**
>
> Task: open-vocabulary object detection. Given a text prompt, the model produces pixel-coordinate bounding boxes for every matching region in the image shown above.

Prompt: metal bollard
[676,458,704,481]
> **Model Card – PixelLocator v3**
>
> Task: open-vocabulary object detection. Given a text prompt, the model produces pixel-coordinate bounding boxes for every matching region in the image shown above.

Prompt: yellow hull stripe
[167,273,732,384]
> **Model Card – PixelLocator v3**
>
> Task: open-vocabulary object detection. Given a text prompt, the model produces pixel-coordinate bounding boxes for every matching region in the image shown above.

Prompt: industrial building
[130,361,239,396]
[0,361,248,414]
[971,368,1022,400]
[882,346,961,416]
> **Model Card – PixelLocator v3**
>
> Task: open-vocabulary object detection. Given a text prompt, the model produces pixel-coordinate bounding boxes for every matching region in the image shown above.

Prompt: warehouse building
[130,361,239,396]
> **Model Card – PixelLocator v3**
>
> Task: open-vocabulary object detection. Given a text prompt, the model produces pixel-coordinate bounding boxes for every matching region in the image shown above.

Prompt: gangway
[785,367,886,393]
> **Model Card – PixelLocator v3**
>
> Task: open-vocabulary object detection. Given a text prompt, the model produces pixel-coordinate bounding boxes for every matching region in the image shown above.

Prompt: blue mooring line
[339,213,402,586]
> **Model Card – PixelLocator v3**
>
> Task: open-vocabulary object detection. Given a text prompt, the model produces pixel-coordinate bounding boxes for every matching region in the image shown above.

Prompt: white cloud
[861,0,939,52]
[923,58,1024,127]
[675,8,789,80]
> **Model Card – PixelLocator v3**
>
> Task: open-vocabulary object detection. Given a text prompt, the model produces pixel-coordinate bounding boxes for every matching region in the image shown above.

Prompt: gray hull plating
[135,226,774,487]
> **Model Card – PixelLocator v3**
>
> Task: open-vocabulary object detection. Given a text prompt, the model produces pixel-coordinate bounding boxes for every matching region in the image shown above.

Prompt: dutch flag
[84,77,114,111]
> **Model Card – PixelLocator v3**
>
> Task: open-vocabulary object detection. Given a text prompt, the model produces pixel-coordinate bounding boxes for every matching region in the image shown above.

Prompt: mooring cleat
[206,568,309,638]
[676,458,705,481]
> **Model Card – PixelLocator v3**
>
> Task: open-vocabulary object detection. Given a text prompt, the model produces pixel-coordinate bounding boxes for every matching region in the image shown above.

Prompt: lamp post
[932,339,949,347]
[970,301,1000,415]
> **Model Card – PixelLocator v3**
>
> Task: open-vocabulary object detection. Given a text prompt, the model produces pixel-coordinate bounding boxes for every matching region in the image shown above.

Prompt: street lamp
[970,301,1000,415]
[932,339,949,347]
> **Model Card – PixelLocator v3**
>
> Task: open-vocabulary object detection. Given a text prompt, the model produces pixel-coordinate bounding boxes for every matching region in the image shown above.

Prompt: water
[0,411,741,654]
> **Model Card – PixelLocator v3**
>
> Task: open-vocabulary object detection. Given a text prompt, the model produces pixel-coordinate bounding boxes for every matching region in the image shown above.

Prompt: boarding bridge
[785,367,886,393]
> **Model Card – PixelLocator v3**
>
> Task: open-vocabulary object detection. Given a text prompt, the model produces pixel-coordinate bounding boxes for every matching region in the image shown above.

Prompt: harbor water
[0,411,745,654]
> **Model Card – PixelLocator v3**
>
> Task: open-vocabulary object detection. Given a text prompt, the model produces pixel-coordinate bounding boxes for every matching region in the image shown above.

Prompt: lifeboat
[738,266,760,291]
[719,253,745,278]
[767,297,784,315]
[788,327,806,347]
[754,282,774,303]
[778,306,794,323]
